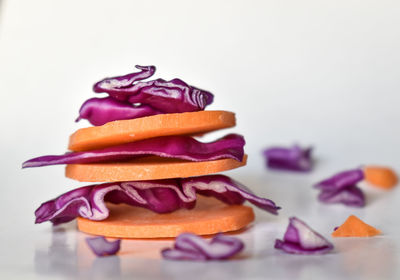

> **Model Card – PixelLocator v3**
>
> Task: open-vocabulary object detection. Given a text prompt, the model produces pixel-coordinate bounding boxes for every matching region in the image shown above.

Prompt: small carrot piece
[77,196,255,238]
[68,111,236,152]
[332,215,381,237]
[66,155,247,182]
[364,165,398,189]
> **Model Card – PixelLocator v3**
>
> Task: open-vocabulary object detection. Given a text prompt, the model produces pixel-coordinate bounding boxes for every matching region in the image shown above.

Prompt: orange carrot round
[77,196,255,238]
[364,165,398,189]
[69,110,236,152]
[66,155,247,182]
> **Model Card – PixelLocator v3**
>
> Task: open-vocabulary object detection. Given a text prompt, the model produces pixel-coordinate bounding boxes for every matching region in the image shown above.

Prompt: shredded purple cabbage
[263,145,313,172]
[86,236,121,257]
[162,233,244,261]
[318,185,365,207]
[88,65,213,117]
[315,169,365,207]
[315,169,364,191]
[34,174,280,225]
[22,134,245,168]
[275,217,334,255]
[93,65,155,97]
[76,97,162,126]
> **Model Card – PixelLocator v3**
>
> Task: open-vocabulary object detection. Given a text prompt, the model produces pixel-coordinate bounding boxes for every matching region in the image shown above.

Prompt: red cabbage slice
[76,97,162,126]
[315,169,364,191]
[162,233,244,261]
[161,248,207,261]
[181,175,280,214]
[263,145,313,172]
[275,217,334,255]
[315,169,365,207]
[22,134,245,168]
[34,175,280,224]
[93,65,214,113]
[86,236,121,257]
[93,65,156,99]
[318,185,365,207]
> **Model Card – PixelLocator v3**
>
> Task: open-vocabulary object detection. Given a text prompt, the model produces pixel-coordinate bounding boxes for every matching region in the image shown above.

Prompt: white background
[0,0,399,279]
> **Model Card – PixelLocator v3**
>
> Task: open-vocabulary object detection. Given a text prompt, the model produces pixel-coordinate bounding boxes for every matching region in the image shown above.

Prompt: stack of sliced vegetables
[23,65,280,239]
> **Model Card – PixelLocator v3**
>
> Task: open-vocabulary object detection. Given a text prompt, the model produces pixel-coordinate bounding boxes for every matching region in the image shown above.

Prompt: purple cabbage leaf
[34,174,281,225]
[92,65,214,114]
[86,236,121,257]
[315,169,365,207]
[93,65,156,100]
[263,145,313,172]
[315,169,364,191]
[318,185,365,207]
[76,97,162,126]
[162,233,244,261]
[22,134,245,168]
[275,217,334,255]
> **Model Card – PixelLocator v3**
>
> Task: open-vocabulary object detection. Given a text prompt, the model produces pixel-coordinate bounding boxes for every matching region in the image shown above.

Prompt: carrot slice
[69,111,236,151]
[66,155,247,182]
[364,165,398,189]
[332,215,381,237]
[77,196,255,238]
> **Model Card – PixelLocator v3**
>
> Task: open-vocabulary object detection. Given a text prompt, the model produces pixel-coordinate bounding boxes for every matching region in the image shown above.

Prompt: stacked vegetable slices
[24,65,280,238]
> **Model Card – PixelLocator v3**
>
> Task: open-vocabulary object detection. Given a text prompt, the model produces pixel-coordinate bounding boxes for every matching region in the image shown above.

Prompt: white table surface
[1,1,400,279]
[1,168,400,280]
